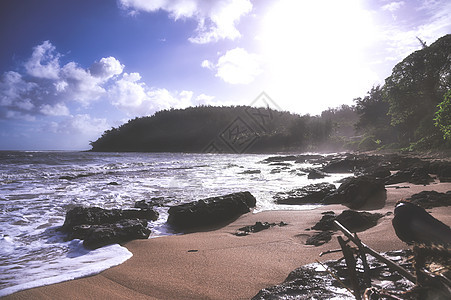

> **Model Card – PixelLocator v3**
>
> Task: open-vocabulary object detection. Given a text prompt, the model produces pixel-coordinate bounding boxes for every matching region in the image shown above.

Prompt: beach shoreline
[4,180,451,300]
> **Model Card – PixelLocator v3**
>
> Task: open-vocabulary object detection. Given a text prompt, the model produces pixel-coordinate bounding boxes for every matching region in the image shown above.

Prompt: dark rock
[385,167,434,185]
[274,183,336,205]
[167,191,256,231]
[134,197,166,209]
[305,231,333,246]
[107,182,119,185]
[311,210,383,233]
[81,219,151,249]
[61,206,158,232]
[61,206,158,249]
[407,190,451,208]
[324,175,386,209]
[235,221,288,236]
[252,250,416,300]
[311,212,336,231]
[429,161,451,182]
[335,210,383,232]
[307,169,328,179]
[240,169,261,174]
[262,155,298,163]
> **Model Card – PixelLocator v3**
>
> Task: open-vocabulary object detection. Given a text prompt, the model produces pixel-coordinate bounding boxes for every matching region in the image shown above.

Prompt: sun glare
[258,0,379,114]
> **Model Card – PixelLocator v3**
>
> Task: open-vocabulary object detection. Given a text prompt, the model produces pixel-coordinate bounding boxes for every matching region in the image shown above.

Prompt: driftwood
[334,220,417,283]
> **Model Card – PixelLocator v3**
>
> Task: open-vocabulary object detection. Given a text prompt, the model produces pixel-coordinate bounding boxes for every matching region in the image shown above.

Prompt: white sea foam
[0,151,350,295]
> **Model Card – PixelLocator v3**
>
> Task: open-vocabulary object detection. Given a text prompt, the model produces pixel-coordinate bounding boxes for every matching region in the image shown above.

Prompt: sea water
[0,151,349,296]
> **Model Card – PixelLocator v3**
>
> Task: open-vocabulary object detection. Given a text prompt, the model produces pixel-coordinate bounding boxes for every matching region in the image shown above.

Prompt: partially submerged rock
[274,183,336,205]
[61,206,158,249]
[167,191,256,231]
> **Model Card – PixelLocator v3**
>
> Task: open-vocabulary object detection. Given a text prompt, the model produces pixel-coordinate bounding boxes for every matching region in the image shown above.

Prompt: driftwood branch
[338,236,362,300]
[334,220,416,283]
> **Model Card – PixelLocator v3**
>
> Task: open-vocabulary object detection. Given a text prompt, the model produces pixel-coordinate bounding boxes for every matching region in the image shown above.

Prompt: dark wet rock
[311,212,336,231]
[305,231,333,246]
[240,169,261,174]
[269,162,292,167]
[134,197,166,209]
[324,175,386,209]
[61,206,158,232]
[429,161,451,182]
[252,249,415,300]
[407,191,451,208]
[366,166,391,179]
[321,153,386,174]
[107,181,119,185]
[274,183,336,205]
[61,206,157,249]
[167,191,256,231]
[262,155,298,163]
[312,210,383,233]
[235,221,288,236]
[385,167,434,185]
[59,173,94,180]
[307,169,329,179]
[80,219,150,250]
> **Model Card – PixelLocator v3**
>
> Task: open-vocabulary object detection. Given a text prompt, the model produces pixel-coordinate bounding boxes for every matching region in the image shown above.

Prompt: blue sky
[0,0,450,150]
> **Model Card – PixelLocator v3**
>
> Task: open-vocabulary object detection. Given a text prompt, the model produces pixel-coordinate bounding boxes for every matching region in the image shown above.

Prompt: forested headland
[90,35,450,153]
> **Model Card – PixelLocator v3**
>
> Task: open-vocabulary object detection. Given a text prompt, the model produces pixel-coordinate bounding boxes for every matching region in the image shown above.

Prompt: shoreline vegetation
[4,152,451,299]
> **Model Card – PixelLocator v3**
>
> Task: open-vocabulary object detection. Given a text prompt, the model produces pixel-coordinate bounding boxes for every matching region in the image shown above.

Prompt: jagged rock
[252,250,416,300]
[386,167,434,185]
[167,191,256,231]
[311,210,383,233]
[134,197,166,209]
[61,206,158,249]
[61,206,158,232]
[305,231,333,246]
[324,175,386,209]
[80,219,150,250]
[307,169,328,179]
[429,161,451,182]
[274,183,336,205]
[235,221,288,236]
[240,169,261,174]
[407,191,451,208]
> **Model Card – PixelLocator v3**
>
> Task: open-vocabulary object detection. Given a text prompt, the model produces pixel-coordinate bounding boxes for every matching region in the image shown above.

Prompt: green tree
[434,90,451,140]
[383,34,451,145]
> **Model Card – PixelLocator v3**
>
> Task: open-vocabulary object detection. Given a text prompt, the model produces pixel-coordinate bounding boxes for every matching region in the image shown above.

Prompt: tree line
[90,35,450,153]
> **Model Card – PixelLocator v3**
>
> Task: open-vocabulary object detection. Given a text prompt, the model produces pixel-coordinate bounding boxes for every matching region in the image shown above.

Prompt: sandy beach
[5,180,451,300]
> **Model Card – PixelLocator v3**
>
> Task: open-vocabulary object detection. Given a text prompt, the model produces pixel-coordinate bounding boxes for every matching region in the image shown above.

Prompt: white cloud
[24,41,60,79]
[201,59,214,69]
[382,1,405,12]
[90,56,125,80]
[109,72,196,116]
[40,103,70,116]
[194,93,216,105]
[118,0,252,43]
[0,41,126,118]
[53,114,110,135]
[206,48,262,84]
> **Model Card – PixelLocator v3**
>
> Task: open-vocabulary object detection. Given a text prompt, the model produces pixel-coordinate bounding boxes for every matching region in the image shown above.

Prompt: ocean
[0,151,348,296]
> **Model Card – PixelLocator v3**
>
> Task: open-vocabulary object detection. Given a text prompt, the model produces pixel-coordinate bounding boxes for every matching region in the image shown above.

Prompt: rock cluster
[61,206,158,249]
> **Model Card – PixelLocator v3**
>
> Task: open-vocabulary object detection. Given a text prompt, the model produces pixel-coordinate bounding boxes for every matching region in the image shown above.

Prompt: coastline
[4,180,451,300]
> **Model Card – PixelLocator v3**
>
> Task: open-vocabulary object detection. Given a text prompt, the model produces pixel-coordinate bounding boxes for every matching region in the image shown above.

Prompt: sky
[0,0,450,150]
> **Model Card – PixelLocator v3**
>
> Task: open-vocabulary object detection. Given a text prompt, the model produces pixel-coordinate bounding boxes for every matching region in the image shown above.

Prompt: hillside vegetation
[91,35,450,153]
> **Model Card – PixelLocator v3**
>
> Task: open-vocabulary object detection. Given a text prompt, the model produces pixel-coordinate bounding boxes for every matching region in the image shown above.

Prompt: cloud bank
[118,0,253,43]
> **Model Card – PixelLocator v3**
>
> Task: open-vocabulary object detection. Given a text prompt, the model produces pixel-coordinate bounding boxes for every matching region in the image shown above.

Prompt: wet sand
[5,180,451,300]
